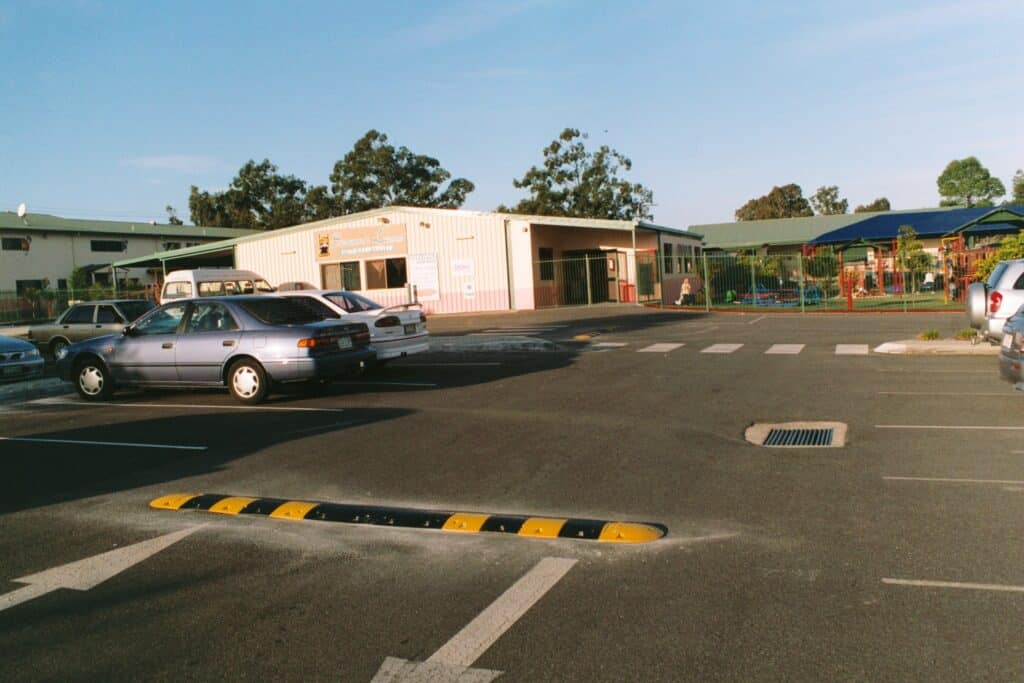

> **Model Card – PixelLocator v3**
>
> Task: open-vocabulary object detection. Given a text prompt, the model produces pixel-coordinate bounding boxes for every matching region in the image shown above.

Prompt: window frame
[365,257,408,290]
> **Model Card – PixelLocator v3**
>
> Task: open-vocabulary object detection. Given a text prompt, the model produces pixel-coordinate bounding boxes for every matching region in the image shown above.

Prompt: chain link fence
[1,288,154,324]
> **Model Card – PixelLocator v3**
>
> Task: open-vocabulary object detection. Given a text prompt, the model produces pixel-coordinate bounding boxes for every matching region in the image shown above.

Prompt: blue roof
[809,206,1024,245]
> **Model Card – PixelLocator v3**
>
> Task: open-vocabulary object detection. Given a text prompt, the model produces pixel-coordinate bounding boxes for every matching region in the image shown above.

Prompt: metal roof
[113,206,699,269]
[0,211,256,239]
[694,213,870,249]
[808,206,1024,245]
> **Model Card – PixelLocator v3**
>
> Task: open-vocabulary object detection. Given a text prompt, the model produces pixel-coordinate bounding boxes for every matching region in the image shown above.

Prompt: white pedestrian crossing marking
[701,343,743,354]
[835,344,869,355]
[638,343,683,353]
[591,342,628,348]
[765,344,804,355]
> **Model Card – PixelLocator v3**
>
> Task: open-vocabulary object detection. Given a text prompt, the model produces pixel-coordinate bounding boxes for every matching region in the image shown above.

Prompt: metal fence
[683,253,964,312]
[531,251,967,312]
[0,288,154,324]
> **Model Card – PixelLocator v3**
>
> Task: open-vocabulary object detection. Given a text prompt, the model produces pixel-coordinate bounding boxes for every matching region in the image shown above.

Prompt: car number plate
[404,324,417,334]
[337,336,353,349]
[1002,334,1013,349]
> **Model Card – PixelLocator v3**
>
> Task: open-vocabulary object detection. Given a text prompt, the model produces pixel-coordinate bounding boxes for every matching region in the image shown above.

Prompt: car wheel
[50,337,69,359]
[75,358,114,401]
[228,359,269,405]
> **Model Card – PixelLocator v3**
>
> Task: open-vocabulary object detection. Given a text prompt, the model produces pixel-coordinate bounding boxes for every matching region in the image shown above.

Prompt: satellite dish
[16,203,27,218]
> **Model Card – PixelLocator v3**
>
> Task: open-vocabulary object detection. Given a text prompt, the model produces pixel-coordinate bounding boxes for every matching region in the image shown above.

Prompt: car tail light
[990,291,1002,314]
[375,316,401,328]
[353,331,370,343]
[1015,331,1024,352]
[297,338,319,348]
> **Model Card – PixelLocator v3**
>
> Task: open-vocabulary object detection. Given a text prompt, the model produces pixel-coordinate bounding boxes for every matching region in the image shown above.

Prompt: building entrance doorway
[562,249,611,305]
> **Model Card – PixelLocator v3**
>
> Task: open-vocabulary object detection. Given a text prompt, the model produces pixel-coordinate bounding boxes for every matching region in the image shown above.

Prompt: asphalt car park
[1,309,1022,681]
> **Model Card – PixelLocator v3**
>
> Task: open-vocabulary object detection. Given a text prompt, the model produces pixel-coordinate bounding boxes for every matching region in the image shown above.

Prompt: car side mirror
[123,325,135,336]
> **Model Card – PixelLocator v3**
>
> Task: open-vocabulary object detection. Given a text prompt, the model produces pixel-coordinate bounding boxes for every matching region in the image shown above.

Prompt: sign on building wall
[408,252,440,302]
[316,224,408,261]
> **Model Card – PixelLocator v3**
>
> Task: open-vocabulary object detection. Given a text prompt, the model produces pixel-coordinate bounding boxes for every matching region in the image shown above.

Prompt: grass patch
[917,329,940,341]
[955,328,976,340]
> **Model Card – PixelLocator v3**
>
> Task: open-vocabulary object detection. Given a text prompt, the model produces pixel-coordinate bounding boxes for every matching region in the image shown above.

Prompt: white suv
[967,259,1024,343]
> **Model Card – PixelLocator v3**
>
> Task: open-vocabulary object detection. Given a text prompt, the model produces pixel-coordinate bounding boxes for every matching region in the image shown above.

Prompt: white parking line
[425,557,576,667]
[0,436,206,451]
[28,398,348,413]
[638,343,684,353]
[884,476,1024,485]
[765,344,804,355]
[879,391,1019,397]
[882,578,1024,593]
[835,344,869,355]
[876,424,1024,431]
[398,362,501,367]
[335,381,438,387]
[701,343,743,353]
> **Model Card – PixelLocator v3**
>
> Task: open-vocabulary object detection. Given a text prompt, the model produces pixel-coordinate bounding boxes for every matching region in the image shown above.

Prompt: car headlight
[27,347,41,358]
[56,346,70,360]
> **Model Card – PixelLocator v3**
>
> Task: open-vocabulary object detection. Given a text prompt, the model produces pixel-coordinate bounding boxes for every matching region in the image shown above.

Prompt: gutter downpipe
[631,221,639,306]
[503,217,516,310]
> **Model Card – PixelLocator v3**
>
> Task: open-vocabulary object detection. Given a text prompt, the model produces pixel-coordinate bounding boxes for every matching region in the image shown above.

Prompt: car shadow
[0,407,413,514]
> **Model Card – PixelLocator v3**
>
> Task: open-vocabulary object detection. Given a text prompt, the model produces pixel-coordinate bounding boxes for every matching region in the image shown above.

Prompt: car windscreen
[238,299,325,325]
[325,292,382,313]
[118,300,156,321]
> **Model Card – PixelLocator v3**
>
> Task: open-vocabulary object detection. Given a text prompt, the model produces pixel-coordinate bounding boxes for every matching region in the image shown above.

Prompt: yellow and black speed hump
[150,493,666,544]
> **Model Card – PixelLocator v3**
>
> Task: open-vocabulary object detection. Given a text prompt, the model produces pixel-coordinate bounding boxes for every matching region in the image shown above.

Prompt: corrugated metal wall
[234,209,512,314]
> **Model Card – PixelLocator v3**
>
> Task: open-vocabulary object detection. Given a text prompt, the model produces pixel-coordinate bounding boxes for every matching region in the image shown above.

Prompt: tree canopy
[936,156,1006,207]
[498,128,654,220]
[854,197,891,213]
[735,184,813,221]
[188,131,474,229]
[1011,169,1024,205]
[329,130,475,214]
[809,185,848,215]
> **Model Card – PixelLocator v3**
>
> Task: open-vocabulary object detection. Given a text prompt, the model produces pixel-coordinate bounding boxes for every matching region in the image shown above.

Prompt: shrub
[917,329,940,341]
[955,328,976,340]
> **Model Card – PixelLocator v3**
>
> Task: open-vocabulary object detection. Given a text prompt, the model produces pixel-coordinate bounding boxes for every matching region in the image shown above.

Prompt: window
[162,242,182,251]
[2,237,28,251]
[366,257,407,290]
[163,282,193,300]
[96,305,124,324]
[57,279,68,291]
[238,299,322,325]
[539,247,554,281]
[63,305,95,324]
[325,292,381,313]
[134,303,187,335]
[663,243,674,274]
[117,300,155,321]
[90,240,125,252]
[289,296,339,320]
[184,302,239,333]
[198,281,225,296]
[15,279,46,295]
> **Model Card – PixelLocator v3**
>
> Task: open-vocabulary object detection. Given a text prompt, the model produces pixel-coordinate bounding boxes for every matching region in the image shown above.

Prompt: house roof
[809,206,1024,245]
[0,211,257,239]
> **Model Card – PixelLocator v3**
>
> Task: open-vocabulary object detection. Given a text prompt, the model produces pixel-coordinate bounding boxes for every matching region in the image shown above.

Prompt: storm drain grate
[745,422,847,448]
[763,428,834,447]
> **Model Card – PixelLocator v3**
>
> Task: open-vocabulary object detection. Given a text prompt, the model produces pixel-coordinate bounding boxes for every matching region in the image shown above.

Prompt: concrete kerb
[873,339,1000,355]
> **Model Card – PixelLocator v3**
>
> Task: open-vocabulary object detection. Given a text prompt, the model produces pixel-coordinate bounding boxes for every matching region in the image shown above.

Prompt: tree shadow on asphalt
[2,349,581,512]
[431,307,712,339]
[0,407,412,515]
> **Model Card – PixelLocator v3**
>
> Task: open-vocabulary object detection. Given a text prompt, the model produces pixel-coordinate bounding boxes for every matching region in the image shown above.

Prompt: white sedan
[279,290,429,362]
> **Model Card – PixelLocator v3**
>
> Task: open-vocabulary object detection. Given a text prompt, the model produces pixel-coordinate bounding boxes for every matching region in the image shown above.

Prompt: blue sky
[1,0,1021,227]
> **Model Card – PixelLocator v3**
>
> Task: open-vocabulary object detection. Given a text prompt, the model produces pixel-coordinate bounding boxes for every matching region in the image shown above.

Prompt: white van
[159,269,276,304]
